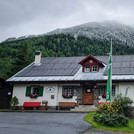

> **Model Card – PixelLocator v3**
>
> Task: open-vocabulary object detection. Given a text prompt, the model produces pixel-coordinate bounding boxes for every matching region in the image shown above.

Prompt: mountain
[47,21,134,46]
[1,21,134,79]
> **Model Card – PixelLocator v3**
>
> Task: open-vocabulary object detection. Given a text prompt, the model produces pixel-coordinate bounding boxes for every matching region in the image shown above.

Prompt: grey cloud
[0,0,134,42]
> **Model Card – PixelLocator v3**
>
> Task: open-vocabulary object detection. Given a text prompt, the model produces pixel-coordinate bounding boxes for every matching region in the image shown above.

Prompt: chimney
[34,51,41,65]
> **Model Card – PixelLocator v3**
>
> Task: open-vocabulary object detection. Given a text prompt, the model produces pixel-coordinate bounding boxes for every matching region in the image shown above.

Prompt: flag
[106,43,112,102]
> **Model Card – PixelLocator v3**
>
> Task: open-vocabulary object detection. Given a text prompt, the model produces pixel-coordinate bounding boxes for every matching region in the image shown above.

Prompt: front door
[83,87,93,104]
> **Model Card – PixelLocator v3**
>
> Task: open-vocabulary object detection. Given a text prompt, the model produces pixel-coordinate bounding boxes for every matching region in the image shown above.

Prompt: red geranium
[102,93,106,98]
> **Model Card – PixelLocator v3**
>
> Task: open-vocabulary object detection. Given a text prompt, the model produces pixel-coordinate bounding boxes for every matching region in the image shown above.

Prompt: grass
[84,112,134,133]
[0,109,12,111]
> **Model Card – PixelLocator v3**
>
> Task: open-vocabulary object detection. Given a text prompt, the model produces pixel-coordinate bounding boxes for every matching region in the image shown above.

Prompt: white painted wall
[13,84,58,106]
[12,82,134,107]
[119,83,134,106]
[12,83,79,107]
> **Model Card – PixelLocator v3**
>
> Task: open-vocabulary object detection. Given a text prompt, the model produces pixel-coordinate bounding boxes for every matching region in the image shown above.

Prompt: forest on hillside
[0,34,134,79]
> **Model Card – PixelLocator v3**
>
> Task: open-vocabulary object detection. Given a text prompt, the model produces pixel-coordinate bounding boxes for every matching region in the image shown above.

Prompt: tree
[11,43,30,75]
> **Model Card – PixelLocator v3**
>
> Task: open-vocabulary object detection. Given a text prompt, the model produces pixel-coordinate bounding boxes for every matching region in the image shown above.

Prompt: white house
[7,51,134,109]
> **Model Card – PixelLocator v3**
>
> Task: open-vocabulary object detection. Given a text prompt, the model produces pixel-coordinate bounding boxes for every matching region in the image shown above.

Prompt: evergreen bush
[94,113,129,126]
[114,94,133,117]
[10,96,19,109]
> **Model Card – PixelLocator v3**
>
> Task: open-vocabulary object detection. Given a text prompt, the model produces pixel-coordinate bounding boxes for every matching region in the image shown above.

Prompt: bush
[94,113,129,127]
[96,102,119,115]
[10,96,19,107]
[94,94,133,127]
[96,94,133,117]
[114,94,133,117]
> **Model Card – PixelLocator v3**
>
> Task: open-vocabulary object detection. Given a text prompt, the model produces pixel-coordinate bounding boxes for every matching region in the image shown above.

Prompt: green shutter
[38,86,44,96]
[26,86,31,96]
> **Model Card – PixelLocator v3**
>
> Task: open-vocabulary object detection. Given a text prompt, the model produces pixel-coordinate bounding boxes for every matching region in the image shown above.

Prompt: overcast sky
[0,0,134,42]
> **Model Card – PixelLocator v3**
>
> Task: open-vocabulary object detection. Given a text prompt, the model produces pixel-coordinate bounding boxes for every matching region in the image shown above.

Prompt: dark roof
[15,55,134,77]
[16,57,84,77]
[103,55,134,75]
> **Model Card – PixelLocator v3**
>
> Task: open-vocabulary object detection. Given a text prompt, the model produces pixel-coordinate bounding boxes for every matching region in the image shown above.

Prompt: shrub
[114,94,133,117]
[97,94,133,117]
[96,103,118,115]
[10,96,19,107]
[94,113,129,127]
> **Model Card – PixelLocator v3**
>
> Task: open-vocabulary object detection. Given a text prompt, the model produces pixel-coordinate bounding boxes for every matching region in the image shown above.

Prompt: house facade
[7,51,134,108]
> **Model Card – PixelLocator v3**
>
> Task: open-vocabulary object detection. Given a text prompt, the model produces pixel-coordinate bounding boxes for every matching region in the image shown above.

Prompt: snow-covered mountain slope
[47,21,134,46]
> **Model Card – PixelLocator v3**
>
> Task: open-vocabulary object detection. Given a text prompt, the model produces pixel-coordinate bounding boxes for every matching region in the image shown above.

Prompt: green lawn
[84,112,134,133]
[0,109,12,111]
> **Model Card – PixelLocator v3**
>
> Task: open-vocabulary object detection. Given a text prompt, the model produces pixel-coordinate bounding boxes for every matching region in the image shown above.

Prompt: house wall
[119,83,134,106]
[12,83,80,107]
[13,84,58,106]
[12,82,134,107]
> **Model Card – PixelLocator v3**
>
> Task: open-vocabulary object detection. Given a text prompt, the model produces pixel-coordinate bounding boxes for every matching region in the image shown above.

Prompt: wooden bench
[57,102,76,110]
[21,102,41,109]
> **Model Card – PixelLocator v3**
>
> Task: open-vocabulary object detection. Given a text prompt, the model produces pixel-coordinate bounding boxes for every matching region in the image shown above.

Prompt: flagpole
[110,38,112,103]
[106,39,112,102]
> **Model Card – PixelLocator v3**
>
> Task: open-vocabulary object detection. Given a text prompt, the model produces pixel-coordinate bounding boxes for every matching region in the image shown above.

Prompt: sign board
[45,87,55,93]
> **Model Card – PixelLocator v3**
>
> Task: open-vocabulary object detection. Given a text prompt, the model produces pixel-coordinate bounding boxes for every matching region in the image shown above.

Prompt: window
[62,86,80,98]
[26,85,44,97]
[92,65,97,72]
[99,85,116,97]
[84,66,90,72]
[73,86,79,96]
[32,87,39,96]
[112,86,116,96]
[99,85,106,96]
[86,88,92,93]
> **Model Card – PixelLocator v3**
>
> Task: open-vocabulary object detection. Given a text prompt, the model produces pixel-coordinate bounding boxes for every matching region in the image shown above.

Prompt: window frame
[62,86,80,97]
[32,87,39,96]
[26,85,44,97]
[112,85,116,96]
[84,65,90,72]
[92,65,98,72]
[99,85,116,97]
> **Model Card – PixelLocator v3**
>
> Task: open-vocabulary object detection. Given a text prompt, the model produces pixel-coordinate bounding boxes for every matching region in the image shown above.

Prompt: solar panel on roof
[122,56,132,61]
[112,62,122,68]
[112,68,120,75]
[131,56,134,62]
[114,56,123,61]
[122,62,130,67]
[131,62,134,67]
[120,68,130,74]
[15,55,134,77]
[68,63,78,69]
[130,68,134,74]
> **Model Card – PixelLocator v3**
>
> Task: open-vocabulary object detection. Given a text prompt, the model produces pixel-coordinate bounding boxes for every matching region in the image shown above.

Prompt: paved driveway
[0,112,90,134]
